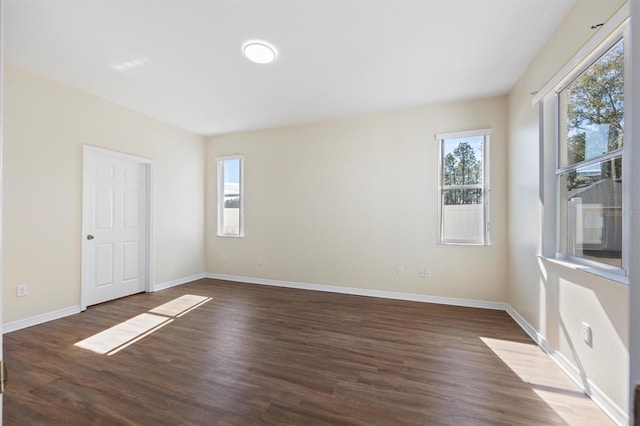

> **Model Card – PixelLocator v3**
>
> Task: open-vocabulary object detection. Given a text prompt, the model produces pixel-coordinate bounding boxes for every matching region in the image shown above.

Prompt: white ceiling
[5,0,575,136]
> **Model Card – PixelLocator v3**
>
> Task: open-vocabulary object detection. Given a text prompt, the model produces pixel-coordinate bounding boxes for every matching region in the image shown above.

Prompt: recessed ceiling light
[242,41,277,64]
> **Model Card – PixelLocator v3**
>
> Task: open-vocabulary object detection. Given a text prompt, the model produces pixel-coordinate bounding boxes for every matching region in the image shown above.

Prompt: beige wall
[507,0,628,413]
[3,64,206,323]
[207,96,508,302]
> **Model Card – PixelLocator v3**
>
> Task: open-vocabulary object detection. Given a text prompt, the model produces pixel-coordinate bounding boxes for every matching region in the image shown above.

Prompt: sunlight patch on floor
[480,337,614,425]
[75,313,172,355]
[149,294,211,317]
[75,294,211,356]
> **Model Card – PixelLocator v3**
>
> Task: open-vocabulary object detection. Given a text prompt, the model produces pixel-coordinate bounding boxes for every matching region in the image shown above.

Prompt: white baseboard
[205,272,506,310]
[153,273,207,292]
[1,271,626,426]
[2,273,207,334]
[206,273,625,424]
[3,305,82,334]
[505,305,628,426]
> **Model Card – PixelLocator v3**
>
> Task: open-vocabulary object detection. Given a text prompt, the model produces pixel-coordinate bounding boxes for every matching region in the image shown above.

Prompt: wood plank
[4,279,613,425]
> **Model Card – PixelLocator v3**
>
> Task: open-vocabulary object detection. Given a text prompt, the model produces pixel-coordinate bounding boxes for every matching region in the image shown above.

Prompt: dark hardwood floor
[4,279,612,425]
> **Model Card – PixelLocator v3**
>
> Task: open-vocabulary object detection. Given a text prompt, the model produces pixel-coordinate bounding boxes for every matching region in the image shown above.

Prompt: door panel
[123,189,139,228]
[123,241,139,281]
[95,187,114,229]
[84,151,147,306]
[95,243,114,287]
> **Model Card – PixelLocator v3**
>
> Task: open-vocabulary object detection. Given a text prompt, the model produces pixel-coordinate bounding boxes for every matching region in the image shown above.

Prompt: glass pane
[559,41,624,168]
[442,136,484,186]
[442,188,482,205]
[221,158,241,236]
[558,157,622,267]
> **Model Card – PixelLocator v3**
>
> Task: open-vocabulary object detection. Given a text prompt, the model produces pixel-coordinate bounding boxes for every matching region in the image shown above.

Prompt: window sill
[538,255,629,286]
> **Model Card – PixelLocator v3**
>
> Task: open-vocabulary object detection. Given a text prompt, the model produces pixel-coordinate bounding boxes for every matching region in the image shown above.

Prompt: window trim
[539,15,629,281]
[216,154,245,238]
[531,2,629,105]
[436,129,491,246]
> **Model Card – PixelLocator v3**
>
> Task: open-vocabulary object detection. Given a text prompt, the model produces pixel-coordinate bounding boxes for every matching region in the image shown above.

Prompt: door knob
[87,234,94,240]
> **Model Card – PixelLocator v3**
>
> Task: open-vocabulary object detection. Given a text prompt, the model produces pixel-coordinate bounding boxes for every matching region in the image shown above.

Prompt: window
[437,129,490,245]
[536,8,629,279]
[556,37,625,272]
[217,155,244,237]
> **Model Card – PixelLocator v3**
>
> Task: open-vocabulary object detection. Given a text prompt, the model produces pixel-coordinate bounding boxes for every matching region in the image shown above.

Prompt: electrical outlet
[257,257,264,266]
[581,322,592,346]
[219,255,227,263]
[17,284,28,297]
[419,268,431,278]
[397,267,404,277]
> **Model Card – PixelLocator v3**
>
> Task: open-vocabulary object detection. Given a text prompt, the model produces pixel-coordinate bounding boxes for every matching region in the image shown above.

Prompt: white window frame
[537,7,630,282]
[216,155,245,237]
[436,129,491,246]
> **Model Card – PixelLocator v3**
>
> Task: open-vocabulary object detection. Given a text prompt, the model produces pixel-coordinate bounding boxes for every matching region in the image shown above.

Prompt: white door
[83,147,149,307]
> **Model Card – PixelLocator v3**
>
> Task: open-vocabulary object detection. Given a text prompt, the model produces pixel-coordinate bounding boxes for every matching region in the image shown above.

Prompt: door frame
[80,145,154,311]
